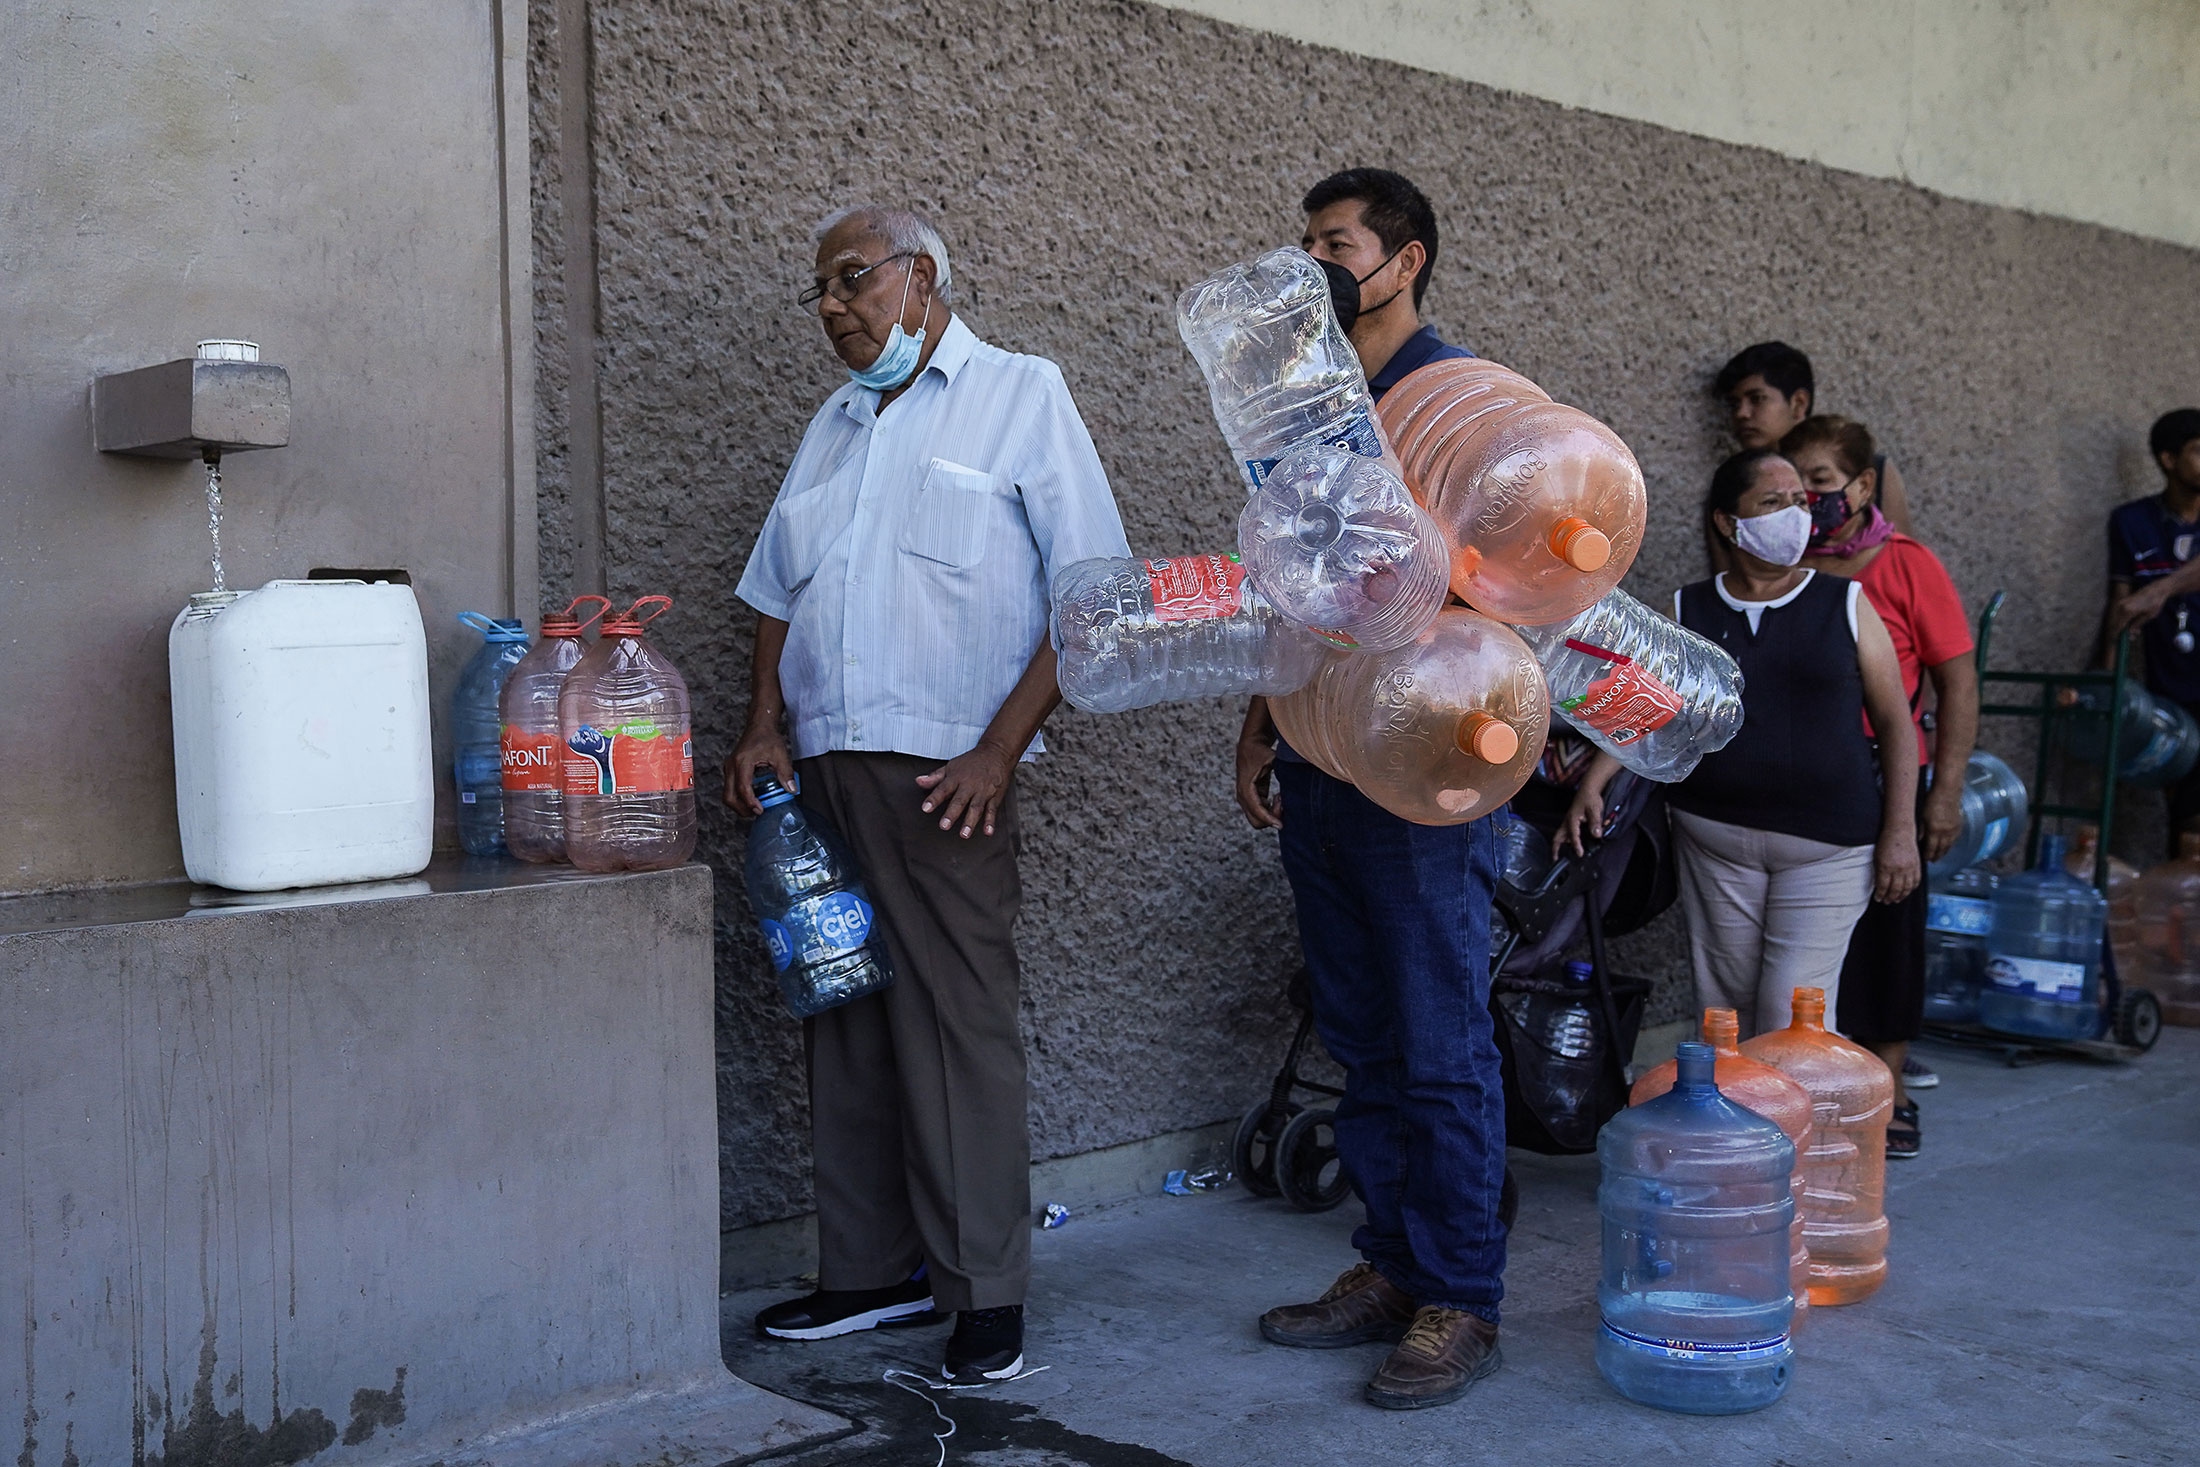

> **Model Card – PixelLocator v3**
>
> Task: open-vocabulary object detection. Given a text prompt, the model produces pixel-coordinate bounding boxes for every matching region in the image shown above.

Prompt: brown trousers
[794,750,1030,1312]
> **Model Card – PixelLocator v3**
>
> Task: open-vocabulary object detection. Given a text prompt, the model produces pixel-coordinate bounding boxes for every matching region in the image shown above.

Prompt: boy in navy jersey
[2104,408,2200,853]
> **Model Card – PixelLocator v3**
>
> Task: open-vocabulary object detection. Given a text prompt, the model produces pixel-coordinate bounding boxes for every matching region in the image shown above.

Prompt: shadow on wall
[527,0,2200,1229]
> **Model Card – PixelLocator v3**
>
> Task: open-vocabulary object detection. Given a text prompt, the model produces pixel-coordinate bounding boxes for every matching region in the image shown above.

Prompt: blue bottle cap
[752,773,796,808]
[458,611,528,642]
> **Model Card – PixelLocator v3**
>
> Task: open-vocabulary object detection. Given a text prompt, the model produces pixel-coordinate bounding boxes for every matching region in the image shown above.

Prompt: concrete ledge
[722,1119,1237,1291]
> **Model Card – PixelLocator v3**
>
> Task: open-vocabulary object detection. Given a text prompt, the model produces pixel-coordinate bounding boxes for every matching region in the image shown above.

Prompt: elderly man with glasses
[727,204,1128,1383]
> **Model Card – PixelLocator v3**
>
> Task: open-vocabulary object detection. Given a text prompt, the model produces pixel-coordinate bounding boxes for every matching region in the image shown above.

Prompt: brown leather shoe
[1365,1306,1502,1409]
[1259,1263,1416,1349]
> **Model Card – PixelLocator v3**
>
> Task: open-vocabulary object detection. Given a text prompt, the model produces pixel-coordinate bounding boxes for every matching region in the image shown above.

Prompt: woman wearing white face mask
[1560,448,1920,1036]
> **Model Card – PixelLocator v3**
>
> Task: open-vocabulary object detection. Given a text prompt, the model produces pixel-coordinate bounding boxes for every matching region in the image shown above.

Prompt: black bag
[1492,963,1651,1155]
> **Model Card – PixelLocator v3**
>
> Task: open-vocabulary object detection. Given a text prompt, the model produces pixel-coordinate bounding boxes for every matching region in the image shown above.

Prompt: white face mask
[1732,504,1811,567]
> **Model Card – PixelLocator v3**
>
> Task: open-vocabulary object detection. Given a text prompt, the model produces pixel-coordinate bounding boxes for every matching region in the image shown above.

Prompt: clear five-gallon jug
[1923,866,1997,1024]
[1741,987,1893,1305]
[1630,1008,1814,1331]
[500,596,609,863]
[1597,1042,1796,1415]
[1978,833,2106,1041]
[169,579,433,890]
[559,596,696,873]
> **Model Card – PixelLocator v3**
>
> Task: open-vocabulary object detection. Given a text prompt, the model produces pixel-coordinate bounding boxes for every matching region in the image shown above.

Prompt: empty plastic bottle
[560,596,696,873]
[743,774,895,1017]
[453,613,530,856]
[500,596,609,863]
[1051,552,1328,714]
[1497,810,1557,892]
[1978,834,2106,1041]
[1597,1042,1796,1415]
[1630,1008,1814,1332]
[2060,682,2200,787]
[1512,588,1744,782]
[1237,442,1449,652]
[1740,988,1892,1306]
[1268,605,1549,825]
[1376,356,1648,625]
[2130,832,2200,1026]
[1925,749,2029,878]
[1176,247,1403,491]
[1923,866,1997,1025]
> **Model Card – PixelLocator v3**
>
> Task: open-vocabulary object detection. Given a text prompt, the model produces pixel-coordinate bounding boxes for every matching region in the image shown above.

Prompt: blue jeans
[1276,761,1508,1321]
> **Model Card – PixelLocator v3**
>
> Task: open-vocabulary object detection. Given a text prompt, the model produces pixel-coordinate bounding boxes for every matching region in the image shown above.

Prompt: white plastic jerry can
[169,579,434,890]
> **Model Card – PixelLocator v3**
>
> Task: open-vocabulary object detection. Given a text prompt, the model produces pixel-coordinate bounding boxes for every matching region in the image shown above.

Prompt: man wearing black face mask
[1234,169,1507,1415]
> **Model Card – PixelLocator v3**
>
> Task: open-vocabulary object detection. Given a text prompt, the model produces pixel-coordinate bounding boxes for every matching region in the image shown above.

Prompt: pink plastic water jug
[559,596,697,873]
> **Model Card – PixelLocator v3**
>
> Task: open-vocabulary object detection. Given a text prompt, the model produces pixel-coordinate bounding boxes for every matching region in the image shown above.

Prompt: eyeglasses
[799,252,914,307]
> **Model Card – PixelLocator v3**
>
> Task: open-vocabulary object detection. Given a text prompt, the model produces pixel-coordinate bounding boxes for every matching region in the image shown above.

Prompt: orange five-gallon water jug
[1375,357,1647,626]
[2130,832,2200,1025]
[559,596,698,873]
[1268,605,1549,825]
[1632,1008,1815,1329]
[1739,988,1893,1305]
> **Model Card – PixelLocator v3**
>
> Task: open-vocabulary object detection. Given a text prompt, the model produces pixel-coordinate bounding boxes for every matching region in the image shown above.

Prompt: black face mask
[1807,483,1859,544]
[1353,245,1409,319]
[1316,257,1361,334]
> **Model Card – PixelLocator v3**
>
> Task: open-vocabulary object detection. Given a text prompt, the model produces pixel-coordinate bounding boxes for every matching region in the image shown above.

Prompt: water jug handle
[457,611,502,635]
[562,595,612,633]
[623,594,673,627]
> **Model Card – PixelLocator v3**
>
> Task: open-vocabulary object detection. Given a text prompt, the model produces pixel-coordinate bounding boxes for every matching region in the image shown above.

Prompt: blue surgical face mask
[848,262,927,390]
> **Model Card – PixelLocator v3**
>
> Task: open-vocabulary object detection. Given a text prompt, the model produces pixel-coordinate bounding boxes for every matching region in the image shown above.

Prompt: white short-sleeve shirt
[737,316,1131,762]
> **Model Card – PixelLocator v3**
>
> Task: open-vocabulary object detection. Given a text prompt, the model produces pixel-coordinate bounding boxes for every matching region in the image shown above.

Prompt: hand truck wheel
[2116,987,2163,1052]
[1232,1100,1301,1199]
[1274,1108,1351,1212]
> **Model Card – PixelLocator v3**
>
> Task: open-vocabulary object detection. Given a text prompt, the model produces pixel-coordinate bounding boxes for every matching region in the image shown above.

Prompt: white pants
[1671,810,1875,1039]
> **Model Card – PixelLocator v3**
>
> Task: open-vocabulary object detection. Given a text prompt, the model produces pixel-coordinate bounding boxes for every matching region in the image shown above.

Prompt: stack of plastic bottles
[1051,246,1744,824]
[494,594,696,874]
[2129,833,2200,1026]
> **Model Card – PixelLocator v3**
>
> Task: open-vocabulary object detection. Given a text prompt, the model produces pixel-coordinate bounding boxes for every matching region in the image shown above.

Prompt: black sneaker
[942,1305,1024,1382]
[755,1270,940,1340]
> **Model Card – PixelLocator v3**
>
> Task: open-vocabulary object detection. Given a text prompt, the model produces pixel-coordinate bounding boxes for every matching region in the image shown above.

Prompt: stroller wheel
[1274,1109,1351,1213]
[1232,1100,1300,1199]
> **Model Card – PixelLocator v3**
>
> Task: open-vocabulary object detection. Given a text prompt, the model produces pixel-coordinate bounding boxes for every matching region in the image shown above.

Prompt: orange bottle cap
[1548,515,1612,572]
[1455,711,1519,763]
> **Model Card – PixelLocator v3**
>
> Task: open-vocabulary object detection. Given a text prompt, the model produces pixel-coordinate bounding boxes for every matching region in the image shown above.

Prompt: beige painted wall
[1155,0,2200,250]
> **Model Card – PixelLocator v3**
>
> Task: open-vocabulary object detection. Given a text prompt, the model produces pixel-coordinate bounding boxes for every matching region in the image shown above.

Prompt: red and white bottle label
[1145,553,1247,622]
[1557,640,1683,745]
[501,727,565,792]
[562,722,694,796]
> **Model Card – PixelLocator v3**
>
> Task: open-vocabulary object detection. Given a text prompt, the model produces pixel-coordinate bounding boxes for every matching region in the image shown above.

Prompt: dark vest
[1670,572,1882,847]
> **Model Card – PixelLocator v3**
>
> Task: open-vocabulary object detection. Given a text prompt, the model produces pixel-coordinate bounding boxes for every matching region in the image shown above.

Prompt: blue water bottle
[1597,1041,1796,1415]
[1978,833,2106,1040]
[453,612,530,855]
[743,774,894,1017]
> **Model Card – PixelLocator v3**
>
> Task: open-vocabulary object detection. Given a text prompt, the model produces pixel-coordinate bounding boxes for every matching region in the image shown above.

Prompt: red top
[1857,534,1973,763]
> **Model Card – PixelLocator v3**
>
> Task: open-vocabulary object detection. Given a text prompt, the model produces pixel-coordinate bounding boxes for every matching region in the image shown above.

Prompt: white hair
[813,204,954,304]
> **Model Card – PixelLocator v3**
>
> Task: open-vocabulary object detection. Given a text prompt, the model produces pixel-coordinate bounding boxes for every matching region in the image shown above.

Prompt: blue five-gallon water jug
[453,612,530,855]
[1978,833,2106,1041]
[742,774,895,1017]
[1597,1041,1796,1414]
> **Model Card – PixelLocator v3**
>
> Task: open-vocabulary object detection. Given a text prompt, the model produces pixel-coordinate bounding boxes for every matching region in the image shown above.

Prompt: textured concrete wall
[0,864,845,1467]
[1158,0,2200,252]
[529,0,2200,1228]
[0,1,535,892]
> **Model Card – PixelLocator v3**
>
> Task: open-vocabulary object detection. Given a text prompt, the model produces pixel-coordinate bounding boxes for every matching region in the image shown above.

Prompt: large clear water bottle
[1512,588,1744,782]
[453,612,530,855]
[743,774,895,1018]
[1925,750,2029,878]
[559,596,696,873]
[1176,248,1400,492]
[500,596,608,863]
[1979,833,2106,1040]
[2062,683,2200,787]
[1923,866,1997,1024]
[1052,552,1327,714]
[1237,442,1449,652]
[1596,1041,1796,1415]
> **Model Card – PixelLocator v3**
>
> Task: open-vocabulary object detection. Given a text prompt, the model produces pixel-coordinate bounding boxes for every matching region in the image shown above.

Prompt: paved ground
[723,1028,2199,1466]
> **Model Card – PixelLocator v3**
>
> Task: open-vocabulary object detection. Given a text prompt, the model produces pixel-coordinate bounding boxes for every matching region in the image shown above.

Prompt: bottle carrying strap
[563,595,612,633]
[457,611,502,635]
[624,595,672,626]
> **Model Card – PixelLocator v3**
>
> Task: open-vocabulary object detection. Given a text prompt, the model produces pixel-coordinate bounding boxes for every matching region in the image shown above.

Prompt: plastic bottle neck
[1788,989,1828,1033]
[752,775,795,810]
[2038,834,2068,873]
[1672,1041,1718,1097]
[1701,1007,1742,1056]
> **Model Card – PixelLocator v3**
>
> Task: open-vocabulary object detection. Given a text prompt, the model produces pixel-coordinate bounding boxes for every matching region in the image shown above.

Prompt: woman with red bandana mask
[1781,414,1976,1159]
